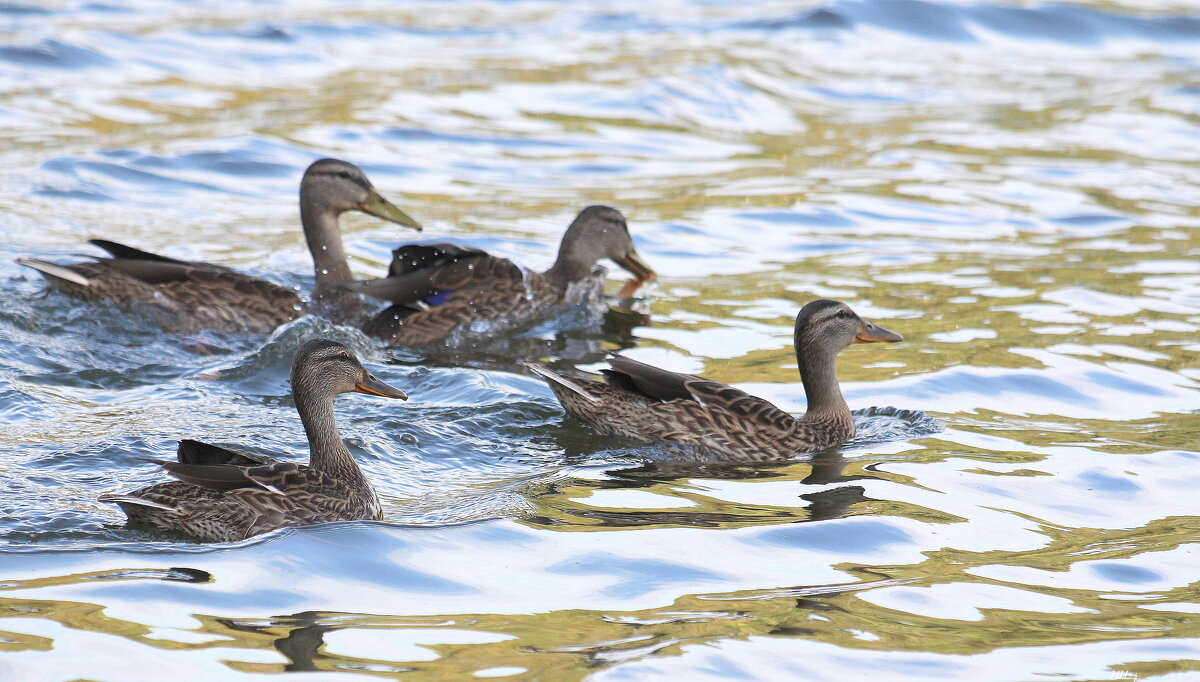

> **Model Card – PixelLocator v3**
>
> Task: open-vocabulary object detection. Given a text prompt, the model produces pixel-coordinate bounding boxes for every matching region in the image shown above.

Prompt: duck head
[291,339,408,401]
[794,299,902,357]
[548,205,656,284]
[300,158,422,231]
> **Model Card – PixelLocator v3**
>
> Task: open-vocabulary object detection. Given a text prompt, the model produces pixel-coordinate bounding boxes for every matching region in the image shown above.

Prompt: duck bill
[360,189,422,231]
[855,321,903,343]
[615,250,656,282]
[354,373,409,399]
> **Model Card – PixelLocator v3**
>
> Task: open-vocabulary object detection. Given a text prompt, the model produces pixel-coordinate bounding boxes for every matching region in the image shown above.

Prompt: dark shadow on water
[384,303,648,374]
[215,612,354,674]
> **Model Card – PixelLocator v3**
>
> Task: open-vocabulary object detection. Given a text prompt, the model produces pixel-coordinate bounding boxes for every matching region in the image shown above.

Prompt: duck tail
[16,258,92,287]
[527,364,600,404]
[98,493,178,512]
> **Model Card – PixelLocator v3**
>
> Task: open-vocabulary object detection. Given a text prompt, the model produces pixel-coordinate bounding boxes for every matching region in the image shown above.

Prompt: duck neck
[543,254,593,291]
[294,387,365,484]
[796,339,852,428]
[300,200,353,295]
[543,225,597,290]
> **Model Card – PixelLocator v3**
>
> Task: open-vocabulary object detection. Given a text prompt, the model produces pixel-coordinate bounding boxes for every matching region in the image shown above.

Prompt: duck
[529,299,902,461]
[98,339,408,542]
[341,205,656,346]
[17,159,422,334]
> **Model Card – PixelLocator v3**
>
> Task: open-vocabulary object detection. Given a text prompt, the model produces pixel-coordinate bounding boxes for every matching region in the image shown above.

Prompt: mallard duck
[341,205,656,346]
[98,339,408,541]
[17,159,421,334]
[529,299,902,461]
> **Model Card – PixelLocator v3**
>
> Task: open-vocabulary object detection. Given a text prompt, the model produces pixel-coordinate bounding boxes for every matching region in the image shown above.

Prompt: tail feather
[16,258,92,287]
[98,493,178,512]
[527,364,600,404]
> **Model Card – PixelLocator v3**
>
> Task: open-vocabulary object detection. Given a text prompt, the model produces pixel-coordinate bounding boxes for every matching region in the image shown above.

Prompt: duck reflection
[386,302,647,374]
[535,448,887,530]
[215,611,424,674]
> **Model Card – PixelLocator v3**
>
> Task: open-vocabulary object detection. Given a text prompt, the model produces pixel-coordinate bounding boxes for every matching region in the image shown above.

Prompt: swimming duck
[342,205,656,346]
[98,339,408,541]
[529,299,902,461]
[17,159,421,334]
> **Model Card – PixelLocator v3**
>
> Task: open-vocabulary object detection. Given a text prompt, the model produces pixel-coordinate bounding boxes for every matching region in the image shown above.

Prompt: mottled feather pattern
[131,267,300,333]
[101,481,261,542]
[30,251,302,334]
[544,374,853,462]
[536,301,904,461]
[364,251,595,346]
[101,444,380,542]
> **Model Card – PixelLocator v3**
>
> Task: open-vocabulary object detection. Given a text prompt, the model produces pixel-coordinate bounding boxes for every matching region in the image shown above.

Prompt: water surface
[1,1,1199,679]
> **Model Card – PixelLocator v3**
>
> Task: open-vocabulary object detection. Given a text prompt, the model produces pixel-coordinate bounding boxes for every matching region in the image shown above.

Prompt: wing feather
[176,439,276,467]
[345,244,521,307]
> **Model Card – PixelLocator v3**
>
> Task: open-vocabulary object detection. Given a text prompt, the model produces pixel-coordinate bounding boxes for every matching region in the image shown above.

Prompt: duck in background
[342,205,656,346]
[18,158,421,334]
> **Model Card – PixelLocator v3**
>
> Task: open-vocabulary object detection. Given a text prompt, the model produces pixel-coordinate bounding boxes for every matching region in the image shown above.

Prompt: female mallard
[529,299,902,461]
[17,159,421,334]
[98,339,408,541]
[342,205,656,346]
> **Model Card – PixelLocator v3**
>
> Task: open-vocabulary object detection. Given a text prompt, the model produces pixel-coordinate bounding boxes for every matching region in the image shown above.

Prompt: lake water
[1,1,1199,679]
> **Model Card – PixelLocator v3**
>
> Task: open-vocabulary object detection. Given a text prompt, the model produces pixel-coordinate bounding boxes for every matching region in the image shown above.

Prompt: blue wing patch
[424,290,454,306]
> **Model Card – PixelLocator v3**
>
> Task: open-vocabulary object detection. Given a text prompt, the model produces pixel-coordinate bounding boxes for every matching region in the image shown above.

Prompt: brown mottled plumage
[98,340,408,542]
[17,159,421,334]
[345,205,656,346]
[530,299,902,461]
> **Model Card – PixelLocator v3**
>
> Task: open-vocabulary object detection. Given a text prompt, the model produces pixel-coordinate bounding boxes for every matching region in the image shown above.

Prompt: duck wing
[351,243,537,345]
[605,355,797,429]
[20,241,302,333]
[104,459,366,542]
[164,461,372,535]
[151,460,346,494]
[527,355,804,459]
[175,439,276,467]
[387,243,489,277]
[344,243,522,307]
[601,355,700,402]
[89,238,247,280]
[89,239,196,266]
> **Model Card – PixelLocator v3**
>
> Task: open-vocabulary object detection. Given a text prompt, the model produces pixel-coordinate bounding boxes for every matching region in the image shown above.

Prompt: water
[1,0,1199,679]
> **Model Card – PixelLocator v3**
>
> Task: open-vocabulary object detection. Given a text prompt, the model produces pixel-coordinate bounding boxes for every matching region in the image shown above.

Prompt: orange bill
[855,320,903,343]
[616,277,644,300]
[354,373,409,399]
[614,249,656,282]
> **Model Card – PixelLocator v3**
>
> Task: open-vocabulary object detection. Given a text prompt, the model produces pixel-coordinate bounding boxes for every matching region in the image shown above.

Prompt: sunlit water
[1,1,1199,679]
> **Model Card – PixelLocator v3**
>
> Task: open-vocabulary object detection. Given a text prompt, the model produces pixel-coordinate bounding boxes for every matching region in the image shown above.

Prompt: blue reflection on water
[549,553,727,598]
[752,520,914,554]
